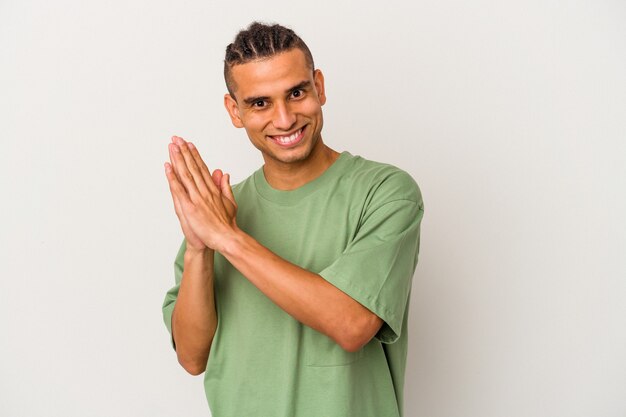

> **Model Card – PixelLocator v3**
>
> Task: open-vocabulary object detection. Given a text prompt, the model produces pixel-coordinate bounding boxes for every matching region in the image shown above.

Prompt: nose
[271,101,297,131]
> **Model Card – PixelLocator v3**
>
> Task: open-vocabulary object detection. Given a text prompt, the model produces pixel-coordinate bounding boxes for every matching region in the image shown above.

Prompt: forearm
[172,248,217,375]
[220,230,382,352]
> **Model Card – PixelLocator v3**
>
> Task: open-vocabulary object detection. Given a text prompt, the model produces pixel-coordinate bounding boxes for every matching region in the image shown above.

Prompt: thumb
[221,173,236,206]
[212,169,223,189]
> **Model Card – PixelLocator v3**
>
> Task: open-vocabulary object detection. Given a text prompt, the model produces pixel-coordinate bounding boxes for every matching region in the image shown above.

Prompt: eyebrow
[242,80,312,106]
[287,81,312,95]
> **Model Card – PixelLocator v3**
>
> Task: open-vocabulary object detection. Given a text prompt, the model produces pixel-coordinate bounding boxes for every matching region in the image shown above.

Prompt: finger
[165,163,185,215]
[168,143,184,185]
[168,140,187,177]
[173,136,220,196]
[186,142,220,194]
[169,136,184,171]
[221,173,237,207]
[166,163,201,231]
[169,143,204,200]
[172,137,211,197]
[165,153,198,208]
[212,169,223,189]
[166,163,203,246]
[168,139,179,174]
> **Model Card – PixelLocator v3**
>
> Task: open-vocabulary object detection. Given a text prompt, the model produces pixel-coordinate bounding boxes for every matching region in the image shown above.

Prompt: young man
[162,22,424,417]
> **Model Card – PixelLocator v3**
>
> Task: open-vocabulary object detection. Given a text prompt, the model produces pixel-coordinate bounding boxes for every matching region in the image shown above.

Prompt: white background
[1,0,625,416]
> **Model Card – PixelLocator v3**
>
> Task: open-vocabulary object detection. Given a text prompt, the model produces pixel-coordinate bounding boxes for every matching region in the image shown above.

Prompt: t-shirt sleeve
[319,177,424,344]
[162,240,186,350]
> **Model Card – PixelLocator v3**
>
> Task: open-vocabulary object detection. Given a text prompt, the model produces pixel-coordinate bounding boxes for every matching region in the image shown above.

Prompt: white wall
[1,1,624,416]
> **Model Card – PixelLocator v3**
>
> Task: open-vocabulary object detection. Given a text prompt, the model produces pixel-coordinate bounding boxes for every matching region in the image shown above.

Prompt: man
[162,22,423,417]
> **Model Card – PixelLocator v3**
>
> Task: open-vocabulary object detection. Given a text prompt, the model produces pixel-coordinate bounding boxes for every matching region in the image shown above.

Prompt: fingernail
[175,136,184,145]
[187,142,195,150]
[172,144,180,153]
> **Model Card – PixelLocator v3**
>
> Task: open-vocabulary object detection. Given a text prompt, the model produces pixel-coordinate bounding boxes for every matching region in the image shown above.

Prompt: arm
[221,231,383,352]
[165,136,382,352]
[171,248,217,375]
[165,137,222,374]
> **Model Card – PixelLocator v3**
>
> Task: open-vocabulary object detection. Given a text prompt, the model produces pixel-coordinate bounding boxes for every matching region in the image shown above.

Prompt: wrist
[217,227,249,259]
[184,246,213,261]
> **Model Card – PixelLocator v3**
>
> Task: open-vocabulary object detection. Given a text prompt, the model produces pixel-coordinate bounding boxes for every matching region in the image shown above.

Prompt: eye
[291,89,304,99]
[253,99,267,108]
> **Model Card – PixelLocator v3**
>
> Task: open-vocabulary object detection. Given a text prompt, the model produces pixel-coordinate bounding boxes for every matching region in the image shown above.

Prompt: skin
[165,49,383,375]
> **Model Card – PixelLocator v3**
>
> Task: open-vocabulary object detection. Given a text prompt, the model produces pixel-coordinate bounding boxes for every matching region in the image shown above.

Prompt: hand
[164,136,238,252]
[165,137,205,251]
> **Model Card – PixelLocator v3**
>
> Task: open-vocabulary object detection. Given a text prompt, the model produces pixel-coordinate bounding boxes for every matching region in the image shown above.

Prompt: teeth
[275,129,301,144]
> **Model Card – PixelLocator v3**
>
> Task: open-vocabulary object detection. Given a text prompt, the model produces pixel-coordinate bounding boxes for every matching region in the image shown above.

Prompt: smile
[269,127,305,147]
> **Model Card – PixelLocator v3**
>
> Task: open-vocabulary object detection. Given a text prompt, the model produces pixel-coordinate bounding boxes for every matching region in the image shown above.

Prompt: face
[224,49,326,167]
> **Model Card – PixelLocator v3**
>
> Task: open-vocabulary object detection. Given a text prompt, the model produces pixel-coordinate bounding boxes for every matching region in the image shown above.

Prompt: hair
[224,22,315,98]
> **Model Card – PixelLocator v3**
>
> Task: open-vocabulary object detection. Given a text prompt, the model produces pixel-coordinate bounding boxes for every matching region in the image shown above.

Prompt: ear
[313,69,326,105]
[224,94,244,128]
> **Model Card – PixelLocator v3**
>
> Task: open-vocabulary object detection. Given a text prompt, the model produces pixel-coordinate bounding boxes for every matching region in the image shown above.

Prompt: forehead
[231,49,313,98]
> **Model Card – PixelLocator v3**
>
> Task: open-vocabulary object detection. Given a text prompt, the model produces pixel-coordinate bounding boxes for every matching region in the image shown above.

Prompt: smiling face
[224,48,327,170]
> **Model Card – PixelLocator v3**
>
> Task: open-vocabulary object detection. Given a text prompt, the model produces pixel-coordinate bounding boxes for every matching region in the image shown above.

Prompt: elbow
[334,312,384,353]
[337,338,367,353]
[185,365,206,376]
[178,355,207,376]
[176,338,210,376]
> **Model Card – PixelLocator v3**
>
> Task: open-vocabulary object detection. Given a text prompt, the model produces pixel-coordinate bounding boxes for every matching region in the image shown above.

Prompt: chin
[269,148,312,164]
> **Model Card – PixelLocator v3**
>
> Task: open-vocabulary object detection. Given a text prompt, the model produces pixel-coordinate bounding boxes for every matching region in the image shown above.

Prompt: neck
[263,140,340,190]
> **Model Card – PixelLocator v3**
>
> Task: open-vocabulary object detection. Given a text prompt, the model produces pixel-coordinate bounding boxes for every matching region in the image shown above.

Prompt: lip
[268,126,306,148]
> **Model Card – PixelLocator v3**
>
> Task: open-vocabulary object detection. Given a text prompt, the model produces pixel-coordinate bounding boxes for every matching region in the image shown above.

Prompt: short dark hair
[224,22,315,98]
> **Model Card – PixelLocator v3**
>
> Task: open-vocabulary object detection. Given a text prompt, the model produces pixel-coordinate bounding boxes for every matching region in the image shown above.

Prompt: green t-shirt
[163,152,424,417]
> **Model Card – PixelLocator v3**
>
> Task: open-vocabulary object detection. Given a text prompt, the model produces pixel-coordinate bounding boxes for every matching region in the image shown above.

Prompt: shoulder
[341,153,423,208]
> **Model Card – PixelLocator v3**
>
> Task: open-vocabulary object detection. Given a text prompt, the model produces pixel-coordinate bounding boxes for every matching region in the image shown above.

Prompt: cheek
[242,113,268,132]
[299,99,323,117]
